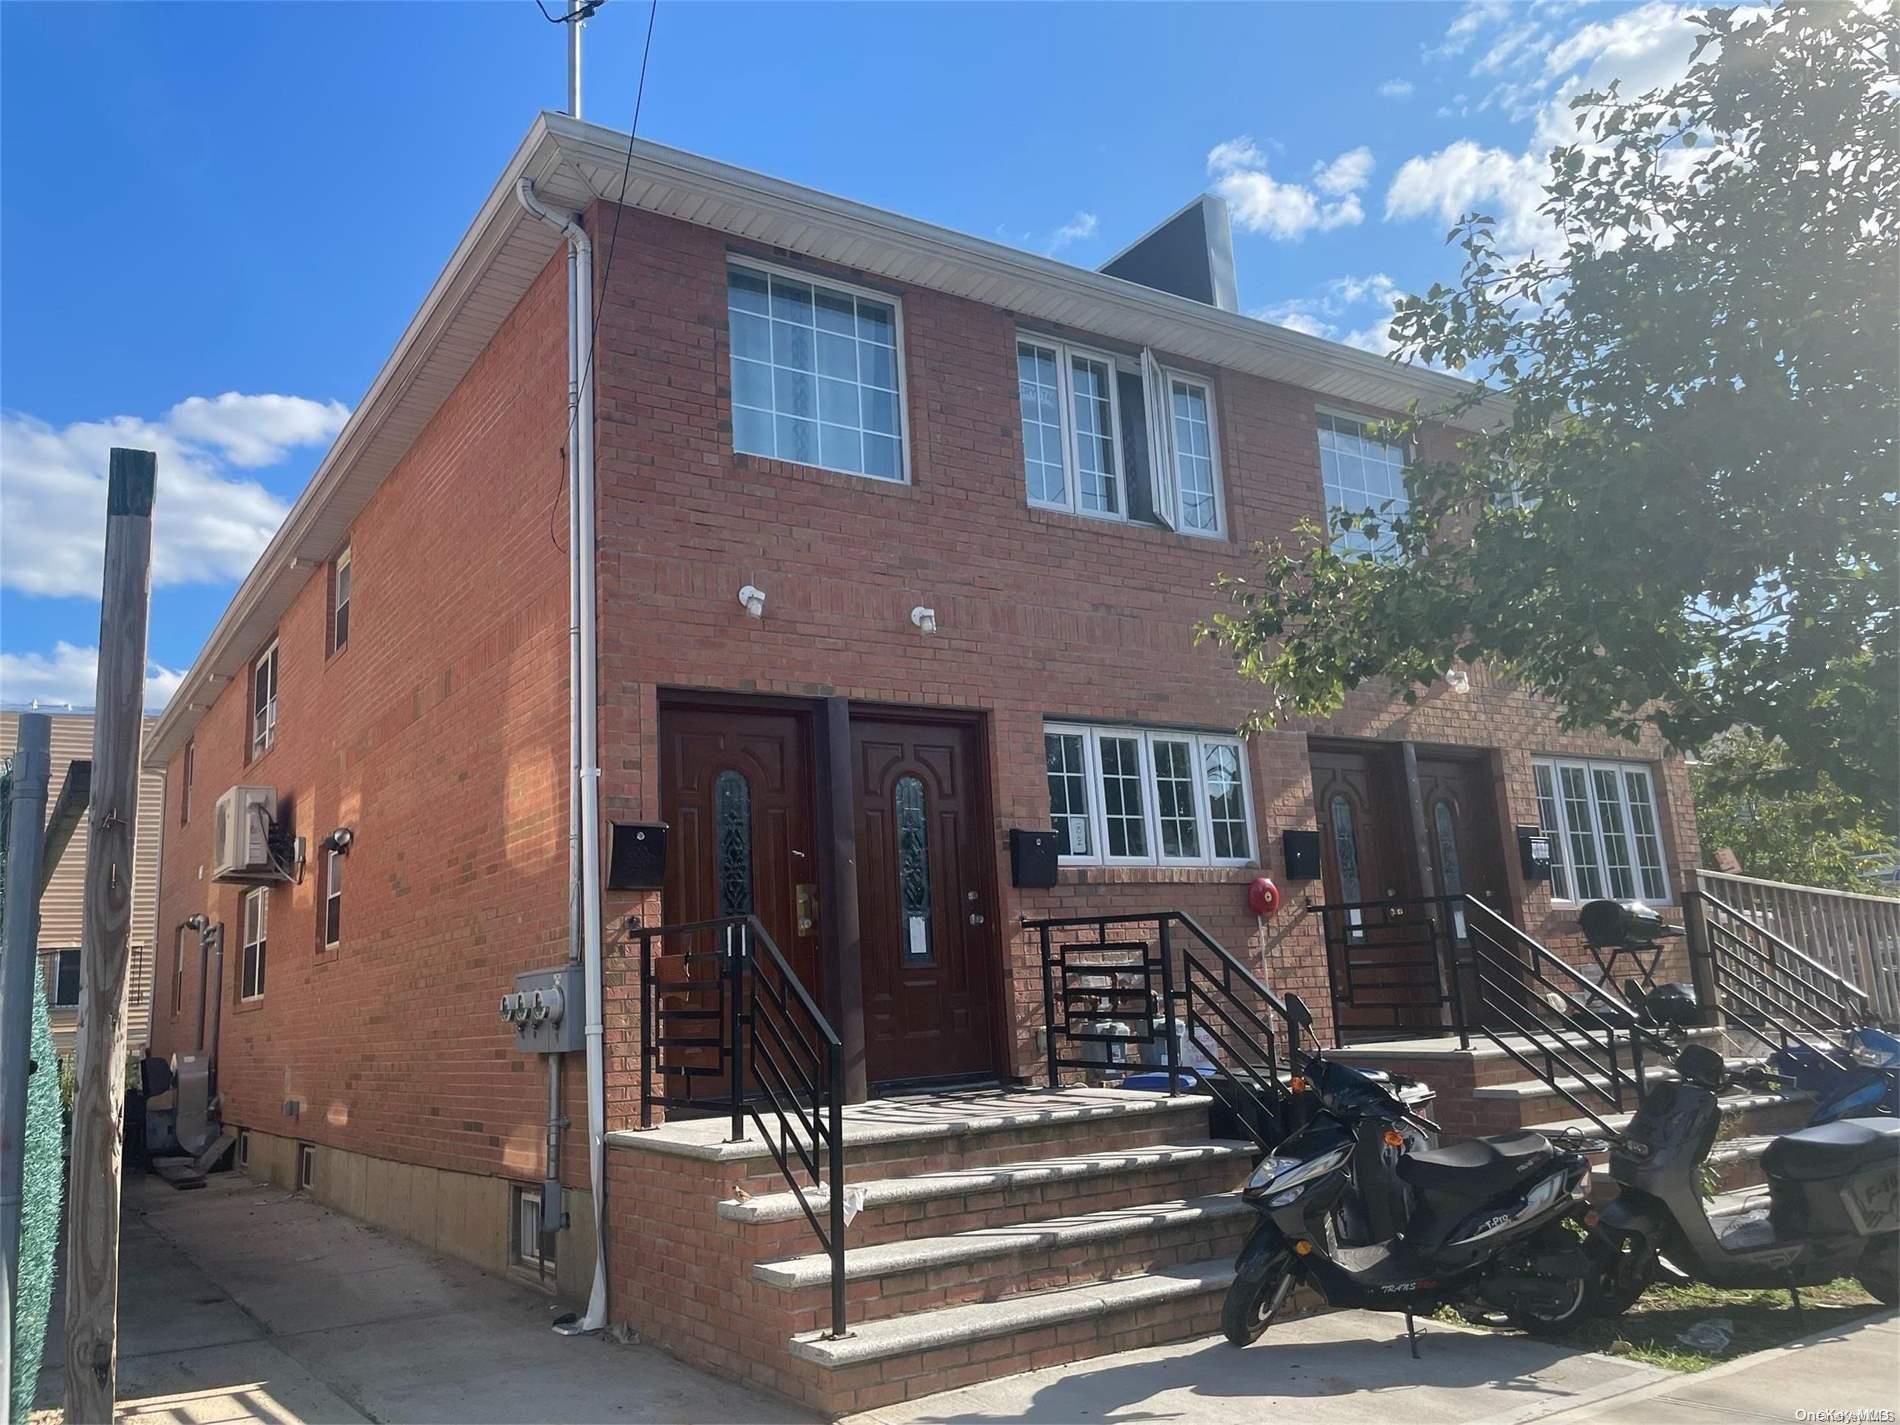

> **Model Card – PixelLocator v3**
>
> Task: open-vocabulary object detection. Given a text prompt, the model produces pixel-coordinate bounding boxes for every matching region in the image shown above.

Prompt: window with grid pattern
[1533,757,1670,904]
[1318,411,1409,559]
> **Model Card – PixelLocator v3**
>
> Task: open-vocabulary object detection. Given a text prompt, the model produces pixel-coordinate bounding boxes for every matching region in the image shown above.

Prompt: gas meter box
[501,965,586,1053]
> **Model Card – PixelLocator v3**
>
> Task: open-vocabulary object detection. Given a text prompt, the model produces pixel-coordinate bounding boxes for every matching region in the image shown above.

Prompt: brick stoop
[602,1087,1267,1416]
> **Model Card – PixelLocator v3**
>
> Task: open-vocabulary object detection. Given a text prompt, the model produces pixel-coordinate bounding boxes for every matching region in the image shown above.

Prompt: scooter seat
[1762,1116,1900,1183]
[1397,1130,1553,1197]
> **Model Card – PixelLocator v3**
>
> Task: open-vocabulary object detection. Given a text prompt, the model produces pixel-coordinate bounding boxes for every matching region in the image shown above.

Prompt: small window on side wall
[331,546,352,654]
[180,739,194,826]
[250,641,278,760]
[322,849,343,950]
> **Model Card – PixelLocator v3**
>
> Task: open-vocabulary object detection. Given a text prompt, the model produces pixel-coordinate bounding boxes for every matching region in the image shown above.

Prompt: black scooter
[1593,1043,1900,1308]
[1224,994,1606,1350]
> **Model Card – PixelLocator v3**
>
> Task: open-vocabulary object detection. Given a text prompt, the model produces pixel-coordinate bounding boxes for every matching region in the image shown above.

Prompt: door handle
[969,912,986,926]
[795,883,818,935]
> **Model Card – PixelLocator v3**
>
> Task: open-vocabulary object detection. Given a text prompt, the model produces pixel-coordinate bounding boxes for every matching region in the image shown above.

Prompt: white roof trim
[145,111,1500,765]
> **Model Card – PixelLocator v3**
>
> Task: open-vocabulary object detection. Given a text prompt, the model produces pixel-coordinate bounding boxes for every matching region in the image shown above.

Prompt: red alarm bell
[1247,876,1281,917]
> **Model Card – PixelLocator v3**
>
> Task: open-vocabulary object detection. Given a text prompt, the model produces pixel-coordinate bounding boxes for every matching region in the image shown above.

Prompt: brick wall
[152,195,1700,1188]
[150,251,592,1188]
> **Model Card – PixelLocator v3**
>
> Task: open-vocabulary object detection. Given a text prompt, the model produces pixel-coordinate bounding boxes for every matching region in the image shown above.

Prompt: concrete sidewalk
[1537,1309,1899,1424]
[34,1173,809,1424]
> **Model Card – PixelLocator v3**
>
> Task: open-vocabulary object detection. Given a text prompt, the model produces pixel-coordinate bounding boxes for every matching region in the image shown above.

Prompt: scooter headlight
[1245,1144,1352,1198]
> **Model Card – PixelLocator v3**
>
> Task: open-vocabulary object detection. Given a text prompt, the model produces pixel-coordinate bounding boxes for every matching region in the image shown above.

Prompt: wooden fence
[1696,869,1900,1026]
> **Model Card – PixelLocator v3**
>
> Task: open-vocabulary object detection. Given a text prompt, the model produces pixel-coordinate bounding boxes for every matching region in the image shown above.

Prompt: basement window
[297,1142,314,1191]
[237,1130,250,1167]
[1018,336,1225,537]
[512,1184,550,1270]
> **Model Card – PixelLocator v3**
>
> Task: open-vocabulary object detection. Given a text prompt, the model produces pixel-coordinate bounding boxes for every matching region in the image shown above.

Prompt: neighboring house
[143,114,1700,1411]
[0,709,164,1061]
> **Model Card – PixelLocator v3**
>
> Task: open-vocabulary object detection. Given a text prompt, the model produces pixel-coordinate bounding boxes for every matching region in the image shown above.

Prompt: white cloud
[166,392,348,469]
[0,391,342,599]
[1045,210,1099,255]
[0,641,182,713]
[1378,78,1416,100]
[1257,272,1408,356]
[1428,0,1513,60]
[1209,138,1370,240]
[1313,146,1375,198]
[1387,2,1740,258]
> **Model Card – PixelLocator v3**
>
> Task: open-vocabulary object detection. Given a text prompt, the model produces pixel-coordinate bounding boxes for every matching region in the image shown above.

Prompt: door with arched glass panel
[852,717,998,1085]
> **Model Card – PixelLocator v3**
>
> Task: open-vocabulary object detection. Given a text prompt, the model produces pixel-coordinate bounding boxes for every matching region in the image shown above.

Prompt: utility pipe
[515,174,608,1337]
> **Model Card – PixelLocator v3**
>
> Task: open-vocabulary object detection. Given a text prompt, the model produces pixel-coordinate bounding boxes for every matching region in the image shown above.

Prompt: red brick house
[146,113,1701,1411]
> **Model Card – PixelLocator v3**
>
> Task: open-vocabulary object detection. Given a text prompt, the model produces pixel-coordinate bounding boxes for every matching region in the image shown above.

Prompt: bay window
[1532,757,1670,904]
[1043,722,1253,869]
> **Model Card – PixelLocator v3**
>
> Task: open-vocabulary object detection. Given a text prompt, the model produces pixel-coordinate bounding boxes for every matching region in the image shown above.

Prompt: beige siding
[1,710,165,1054]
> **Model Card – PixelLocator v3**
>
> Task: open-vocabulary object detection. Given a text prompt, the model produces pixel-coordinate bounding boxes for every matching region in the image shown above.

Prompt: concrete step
[1471,1057,1772,1131]
[759,1194,1254,1325]
[1525,1087,1814,1141]
[788,1257,1237,1372]
[1590,1133,1774,1199]
[720,1139,1254,1247]
[610,1087,1220,1192]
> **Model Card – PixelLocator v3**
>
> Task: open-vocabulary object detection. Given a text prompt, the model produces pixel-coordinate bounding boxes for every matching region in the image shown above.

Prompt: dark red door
[1311,745,1439,1035]
[659,707,821,1100]
[852,718,998,1086]
[1417,754,1512,935]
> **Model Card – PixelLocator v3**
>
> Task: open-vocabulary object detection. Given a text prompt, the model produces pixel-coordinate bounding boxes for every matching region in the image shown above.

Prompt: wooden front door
[1416,754,1512,939]
[1310,745,1440,1035]
[852,718,998,1086]
[659,705,821,992]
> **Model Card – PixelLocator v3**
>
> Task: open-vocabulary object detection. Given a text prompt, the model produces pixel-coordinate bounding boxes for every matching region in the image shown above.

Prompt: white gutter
[514,174,608,1337]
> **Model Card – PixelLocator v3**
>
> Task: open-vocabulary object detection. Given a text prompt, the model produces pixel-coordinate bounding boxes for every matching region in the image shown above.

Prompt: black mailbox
[1517,824,1553,882]
[607,822,669,891]
[1009,828,1061,889]
[1282,829,1322,880]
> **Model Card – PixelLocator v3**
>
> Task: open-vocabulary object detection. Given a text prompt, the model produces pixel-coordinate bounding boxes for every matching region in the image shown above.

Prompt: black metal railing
[1690,888,1870,1066]
[1460,897,1662,1137]
[637,915,847,1340]
[1309,897,1454,1041]
[1024,911,1297,1151]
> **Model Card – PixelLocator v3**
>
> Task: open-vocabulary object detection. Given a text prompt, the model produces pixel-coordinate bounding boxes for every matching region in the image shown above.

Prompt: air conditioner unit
[212,785,281,882]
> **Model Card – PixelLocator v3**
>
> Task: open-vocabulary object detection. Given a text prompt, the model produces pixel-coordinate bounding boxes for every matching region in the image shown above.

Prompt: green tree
[1692,729,1898,892]
[1201,2,1898,820]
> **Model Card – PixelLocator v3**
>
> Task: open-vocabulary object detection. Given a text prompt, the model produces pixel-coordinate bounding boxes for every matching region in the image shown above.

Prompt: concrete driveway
[33,1173,809,1424]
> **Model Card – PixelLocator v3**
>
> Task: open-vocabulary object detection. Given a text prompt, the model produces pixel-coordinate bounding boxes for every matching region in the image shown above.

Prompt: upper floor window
[179,738,194,826]
[250,641,278,760]
[322,850,344,950]
[727,261,904,482]
[1318,410,1409,559]
[1018,338,1223,536]
[1044,722,1253,869]
[1533,757,1670,905]
[331,546,352,654]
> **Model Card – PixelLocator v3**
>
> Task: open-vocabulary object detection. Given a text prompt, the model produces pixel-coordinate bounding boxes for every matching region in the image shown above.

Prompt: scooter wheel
[1506,1269,1601,1338]
[1222,1243,1295,1347]
[1587,1232,1657,1317]
[1856,1232,1899,1307]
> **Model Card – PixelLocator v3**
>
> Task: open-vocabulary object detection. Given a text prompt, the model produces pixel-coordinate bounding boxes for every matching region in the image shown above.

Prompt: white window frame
[726,257,911,484]
[1532,757,1672,906]
[250,641,278,760]
[171,924,189,1019]
[513,1183,550,1269]
[1045,722,1254,870]
[297,1142,315,1191]
[1316,406,1411,560]
[1164,369,1225,537]
[1019,336,1127,520]
[332,545,352,653]
[322,849,343,950]
[241,886,268,1001]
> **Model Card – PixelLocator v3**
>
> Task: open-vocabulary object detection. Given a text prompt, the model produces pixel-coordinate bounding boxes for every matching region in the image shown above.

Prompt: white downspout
[516,174,608,1336]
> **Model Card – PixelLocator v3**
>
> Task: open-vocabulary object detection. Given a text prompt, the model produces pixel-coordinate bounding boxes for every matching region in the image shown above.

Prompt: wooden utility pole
[63,449,155,1424]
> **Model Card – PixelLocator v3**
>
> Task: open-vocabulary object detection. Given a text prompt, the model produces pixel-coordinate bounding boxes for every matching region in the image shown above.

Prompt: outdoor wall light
[319,826,355,855]
[184,913,209,932]
[738,584,766,619]
[910,606,938,634]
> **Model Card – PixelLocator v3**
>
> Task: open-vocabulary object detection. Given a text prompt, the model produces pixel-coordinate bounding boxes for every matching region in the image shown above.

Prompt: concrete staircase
[605,1087,1259,1417]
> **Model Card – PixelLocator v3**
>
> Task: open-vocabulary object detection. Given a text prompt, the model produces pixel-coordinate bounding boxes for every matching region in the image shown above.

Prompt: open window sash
[1140,348,1177,531]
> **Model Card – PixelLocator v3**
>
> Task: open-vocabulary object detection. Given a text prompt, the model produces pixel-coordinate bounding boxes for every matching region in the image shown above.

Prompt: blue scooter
[1768,1027,1900,1123]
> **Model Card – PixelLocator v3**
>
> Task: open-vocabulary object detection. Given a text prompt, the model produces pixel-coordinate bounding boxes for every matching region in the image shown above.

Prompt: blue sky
[0,0,1707,709]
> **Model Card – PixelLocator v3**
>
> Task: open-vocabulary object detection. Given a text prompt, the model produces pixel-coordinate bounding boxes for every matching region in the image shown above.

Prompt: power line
[547,0,660,552]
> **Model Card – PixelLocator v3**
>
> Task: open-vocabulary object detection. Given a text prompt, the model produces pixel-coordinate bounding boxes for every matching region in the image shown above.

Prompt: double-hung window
[727,261,905,482]
[50,949,81,1009]
[1532,757,1670,904]
[1044,722,1253,869]
[1318,410,1409,559]
[322,850,343,950]
[332,546,352,653]
[250,641,278,760]
[241,886,268,1000]
[1018,337,1224,536]
[172,925,189,1019]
